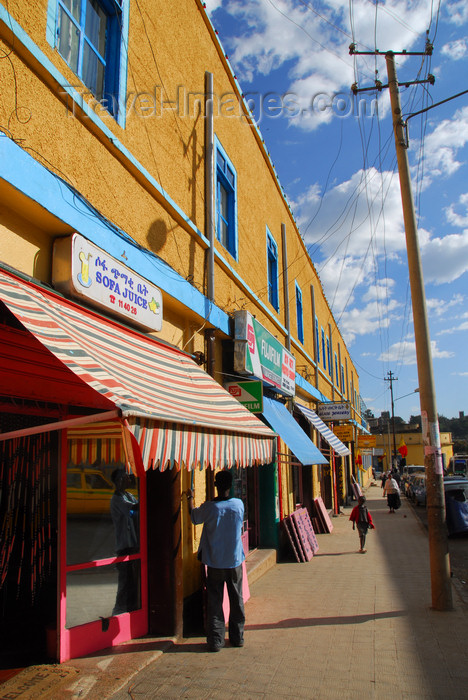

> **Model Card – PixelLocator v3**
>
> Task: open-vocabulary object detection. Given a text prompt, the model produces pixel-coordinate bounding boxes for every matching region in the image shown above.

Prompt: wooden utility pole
[351,44,452,611]
[384,370,398,468]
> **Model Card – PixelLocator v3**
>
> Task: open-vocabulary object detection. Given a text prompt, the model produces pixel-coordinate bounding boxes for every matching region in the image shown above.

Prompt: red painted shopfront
[0,269,274,665]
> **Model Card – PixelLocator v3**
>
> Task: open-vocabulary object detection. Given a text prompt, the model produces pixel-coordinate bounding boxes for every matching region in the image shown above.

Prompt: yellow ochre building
[0,0,369,664]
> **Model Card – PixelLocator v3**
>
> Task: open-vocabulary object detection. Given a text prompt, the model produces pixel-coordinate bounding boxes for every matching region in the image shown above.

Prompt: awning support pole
[0,409,120,442]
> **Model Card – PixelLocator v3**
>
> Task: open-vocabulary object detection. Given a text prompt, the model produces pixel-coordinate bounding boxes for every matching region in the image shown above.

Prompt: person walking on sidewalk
[349,495,375,553]
[187,470,245,652]
[383,473,401,513]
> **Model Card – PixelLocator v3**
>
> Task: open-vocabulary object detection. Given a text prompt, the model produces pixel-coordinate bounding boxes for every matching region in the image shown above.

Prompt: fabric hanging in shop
[0,269,275,471]
[295,404,351,457]
[261,396,328,465]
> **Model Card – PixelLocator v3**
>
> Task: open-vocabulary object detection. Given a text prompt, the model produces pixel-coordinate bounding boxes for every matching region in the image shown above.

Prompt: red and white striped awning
[0,270,274,471]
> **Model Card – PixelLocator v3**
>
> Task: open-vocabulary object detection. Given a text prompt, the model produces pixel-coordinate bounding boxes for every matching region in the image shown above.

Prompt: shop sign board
[53,233,163,332]
[358,434,377,448]
[317,401,351,422]
[224,381,263,413]
[233,311,295,396]
[332,424,354,442]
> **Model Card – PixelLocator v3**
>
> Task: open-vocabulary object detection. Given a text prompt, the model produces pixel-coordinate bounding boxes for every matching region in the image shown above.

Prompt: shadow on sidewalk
[245,609,405,630]
[314,551,356,557]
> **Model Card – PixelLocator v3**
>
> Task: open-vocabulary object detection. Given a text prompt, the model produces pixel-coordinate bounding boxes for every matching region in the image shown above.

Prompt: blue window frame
[266,229,279,311]
[326,337,331,375]
[335,353,339,385]
[52,0,126,119]
[321,328,326,368]
[341,365,345,393]
[296,283,304,344]
[315,317,320,364]
[215,139,238,259]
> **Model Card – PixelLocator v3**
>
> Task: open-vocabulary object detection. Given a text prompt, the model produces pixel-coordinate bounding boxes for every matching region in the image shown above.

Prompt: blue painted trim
[0,2,203,240]
[46,0,56,46]
[117,0,129,128]
[214,135,238,261]
[0,135,229,332]
[266,226,279,312]
[351,419,370,435]
[295,281,304,344]
[0,2,327,366]
[46,0,129,128]
[295,374,327,403]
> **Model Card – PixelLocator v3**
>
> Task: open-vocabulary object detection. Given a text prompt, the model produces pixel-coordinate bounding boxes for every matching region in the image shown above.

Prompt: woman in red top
[349,495,375,553]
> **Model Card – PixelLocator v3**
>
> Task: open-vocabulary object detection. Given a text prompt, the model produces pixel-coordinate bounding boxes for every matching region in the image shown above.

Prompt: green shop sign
[224,381,263,413]
[233,311,295,397]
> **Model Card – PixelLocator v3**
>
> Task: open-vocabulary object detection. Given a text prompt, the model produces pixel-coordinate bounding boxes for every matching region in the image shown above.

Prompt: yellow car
[67,468,116,515]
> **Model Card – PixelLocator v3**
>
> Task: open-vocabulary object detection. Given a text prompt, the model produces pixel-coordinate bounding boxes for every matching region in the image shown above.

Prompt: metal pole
[389,374,397,467]
[386,52,452,610]
[204,71,216,500]
[205,71,215,302]
[281,223,291,352]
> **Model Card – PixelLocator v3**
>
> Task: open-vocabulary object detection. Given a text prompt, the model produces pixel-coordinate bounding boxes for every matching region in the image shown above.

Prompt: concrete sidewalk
[108,485,468,699]
[3,484,468,699]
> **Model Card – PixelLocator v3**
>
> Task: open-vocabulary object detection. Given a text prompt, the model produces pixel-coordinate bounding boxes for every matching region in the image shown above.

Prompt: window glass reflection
[66,438,139,566]
[66,561,141,628]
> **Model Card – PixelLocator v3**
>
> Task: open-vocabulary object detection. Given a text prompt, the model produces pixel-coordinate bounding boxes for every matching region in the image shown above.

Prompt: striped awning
[0,270,275,470]
[68,422,125,466]
[295,404,351,457]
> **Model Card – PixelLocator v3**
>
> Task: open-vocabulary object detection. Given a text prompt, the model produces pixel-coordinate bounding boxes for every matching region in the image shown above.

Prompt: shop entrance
[232,467,260,552]
[0,424,58,668]
[60,426,148,661]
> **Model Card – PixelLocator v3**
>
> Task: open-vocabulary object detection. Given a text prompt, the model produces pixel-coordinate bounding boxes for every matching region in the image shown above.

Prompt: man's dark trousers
[206,564,245,649]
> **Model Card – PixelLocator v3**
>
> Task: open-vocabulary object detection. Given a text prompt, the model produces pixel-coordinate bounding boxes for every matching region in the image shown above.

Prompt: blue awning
[262,397,328,465]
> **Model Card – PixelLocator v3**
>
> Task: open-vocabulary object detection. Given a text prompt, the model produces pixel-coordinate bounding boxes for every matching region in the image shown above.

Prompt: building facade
[0,0,367,664]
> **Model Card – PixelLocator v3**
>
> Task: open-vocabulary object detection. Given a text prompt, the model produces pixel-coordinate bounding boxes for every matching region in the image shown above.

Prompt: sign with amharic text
[53,233,163,332]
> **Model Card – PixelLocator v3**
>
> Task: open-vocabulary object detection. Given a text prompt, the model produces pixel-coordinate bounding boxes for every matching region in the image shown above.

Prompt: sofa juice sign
[53,234,163,332]
[234,311,295,396]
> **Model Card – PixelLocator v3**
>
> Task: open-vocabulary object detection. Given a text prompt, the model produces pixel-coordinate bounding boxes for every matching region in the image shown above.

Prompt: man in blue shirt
[188,470,245,652]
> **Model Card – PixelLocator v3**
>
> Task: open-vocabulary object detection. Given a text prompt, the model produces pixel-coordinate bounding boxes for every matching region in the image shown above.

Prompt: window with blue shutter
[55,0,125,117]
[296,283,304,344]
[267,230,279,311]
[215,140,238,259]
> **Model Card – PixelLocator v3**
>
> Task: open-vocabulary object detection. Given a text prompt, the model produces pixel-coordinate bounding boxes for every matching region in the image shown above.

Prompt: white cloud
[438,321,468,335]
[222,0,432,131]
[426,294,465,317]
[441,38,468,60]
[204,0,224,13]
[335,298,400,344]
[445,0,468,25]
[295,167,405,261]
[363,279,396,303]
[421,106,468,179]
[445,192,468,227]
[379,339,454,364]
[421,229,468,284]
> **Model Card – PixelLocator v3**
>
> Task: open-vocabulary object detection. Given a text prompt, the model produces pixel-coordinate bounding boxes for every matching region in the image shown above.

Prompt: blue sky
[205,0,468,422]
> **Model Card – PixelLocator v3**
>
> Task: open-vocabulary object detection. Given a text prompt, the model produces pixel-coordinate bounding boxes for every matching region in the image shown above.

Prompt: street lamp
[392,388,419,468]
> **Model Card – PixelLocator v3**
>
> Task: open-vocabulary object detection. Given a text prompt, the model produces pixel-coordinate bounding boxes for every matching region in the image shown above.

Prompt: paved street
[4,484,468,700]
[104,484,468,700]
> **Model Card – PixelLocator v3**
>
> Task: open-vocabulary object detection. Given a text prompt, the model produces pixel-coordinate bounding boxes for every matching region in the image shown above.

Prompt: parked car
[407,474,468,536]
[411,474,427,506]
[444,477,468,536]
[401,465,425,494]
[405,471,425,500]
[67,468,138,515]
